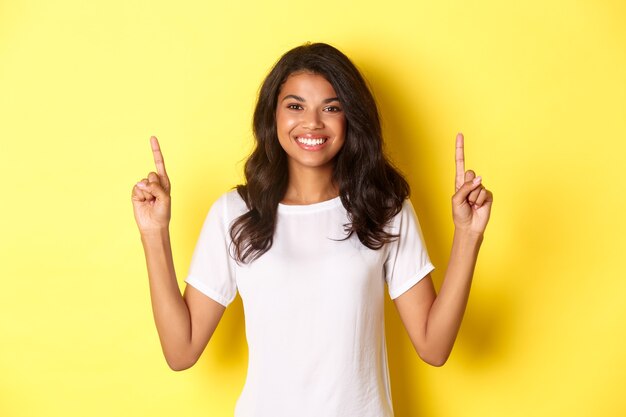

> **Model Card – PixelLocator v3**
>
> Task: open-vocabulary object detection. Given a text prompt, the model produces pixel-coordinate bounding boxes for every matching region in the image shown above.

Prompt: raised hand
[452,133,493,235]
[131,136,172,234]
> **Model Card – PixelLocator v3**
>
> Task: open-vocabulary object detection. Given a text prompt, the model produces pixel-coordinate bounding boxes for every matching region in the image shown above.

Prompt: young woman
[131,42,492,417]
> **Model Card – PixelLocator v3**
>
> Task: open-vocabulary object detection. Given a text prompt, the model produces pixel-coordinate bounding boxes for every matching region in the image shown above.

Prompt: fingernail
[136,182,146,188]
[472,176,482,185]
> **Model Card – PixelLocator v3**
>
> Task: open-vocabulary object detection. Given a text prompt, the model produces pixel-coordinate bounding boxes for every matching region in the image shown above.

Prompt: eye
[324,105,342,113]
[287,103,303,110]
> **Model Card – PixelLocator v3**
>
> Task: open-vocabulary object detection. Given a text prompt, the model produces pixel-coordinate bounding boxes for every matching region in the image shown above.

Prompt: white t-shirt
[184,190,435,417]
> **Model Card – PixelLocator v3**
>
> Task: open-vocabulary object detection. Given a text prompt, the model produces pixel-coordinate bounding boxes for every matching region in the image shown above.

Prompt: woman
[131,42,492,417]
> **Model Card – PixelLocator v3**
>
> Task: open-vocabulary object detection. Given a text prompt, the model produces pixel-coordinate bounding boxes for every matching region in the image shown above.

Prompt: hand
[452,133,493,235]
[131,136,172,234]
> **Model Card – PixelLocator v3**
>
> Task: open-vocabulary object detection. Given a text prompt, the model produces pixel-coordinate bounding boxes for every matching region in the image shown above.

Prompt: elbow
[417,348,450,367]
[424,355,448,367]
[164,351,198,372]
[167,360,193,372]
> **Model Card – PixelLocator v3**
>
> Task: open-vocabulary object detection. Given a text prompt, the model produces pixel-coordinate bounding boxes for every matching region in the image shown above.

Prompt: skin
[275,72,346,205]
[392,133,493,366]
[132,81,493,370]
[132,137,224,371]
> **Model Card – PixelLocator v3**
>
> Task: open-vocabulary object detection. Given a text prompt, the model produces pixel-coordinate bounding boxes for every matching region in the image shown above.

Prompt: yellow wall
[1,0,625,416]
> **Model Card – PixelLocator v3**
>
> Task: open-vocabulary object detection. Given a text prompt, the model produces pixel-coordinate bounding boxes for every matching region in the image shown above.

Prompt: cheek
[335,116,347,138]
[275,112,295,151]
[276,109,298,134]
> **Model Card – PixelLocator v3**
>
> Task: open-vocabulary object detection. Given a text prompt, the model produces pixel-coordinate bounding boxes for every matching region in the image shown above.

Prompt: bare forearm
[424,229,483,365]
[140,228,193,369]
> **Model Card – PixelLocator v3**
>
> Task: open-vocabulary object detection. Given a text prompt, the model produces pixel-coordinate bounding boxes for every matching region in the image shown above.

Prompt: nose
[303,109,324,129]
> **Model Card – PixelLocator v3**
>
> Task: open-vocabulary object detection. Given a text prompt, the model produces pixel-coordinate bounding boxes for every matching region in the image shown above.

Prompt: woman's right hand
[132,136,172,234]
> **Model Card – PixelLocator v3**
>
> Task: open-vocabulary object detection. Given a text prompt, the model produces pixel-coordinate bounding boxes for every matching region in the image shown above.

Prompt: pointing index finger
[150,136,168,178]
[455,132,465,191]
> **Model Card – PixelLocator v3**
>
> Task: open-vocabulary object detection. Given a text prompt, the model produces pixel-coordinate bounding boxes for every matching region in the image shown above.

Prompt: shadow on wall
[183,47,579,415]
[195,294,247,380]
[360,54,518,416]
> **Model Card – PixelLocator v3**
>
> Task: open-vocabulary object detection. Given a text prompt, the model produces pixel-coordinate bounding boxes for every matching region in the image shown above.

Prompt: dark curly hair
[230,42,410,263]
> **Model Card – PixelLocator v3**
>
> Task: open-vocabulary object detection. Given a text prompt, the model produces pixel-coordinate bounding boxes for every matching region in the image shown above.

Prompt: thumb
[452,176,482,205]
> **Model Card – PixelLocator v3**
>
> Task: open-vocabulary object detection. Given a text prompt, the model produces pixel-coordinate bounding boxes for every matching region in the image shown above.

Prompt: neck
[282,163,338,205]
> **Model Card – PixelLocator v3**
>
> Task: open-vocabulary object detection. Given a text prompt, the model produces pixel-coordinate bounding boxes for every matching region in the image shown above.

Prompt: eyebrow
[281,94,340,103]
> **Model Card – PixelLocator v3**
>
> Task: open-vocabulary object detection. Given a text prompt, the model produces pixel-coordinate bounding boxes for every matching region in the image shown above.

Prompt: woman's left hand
[452,133,493,235]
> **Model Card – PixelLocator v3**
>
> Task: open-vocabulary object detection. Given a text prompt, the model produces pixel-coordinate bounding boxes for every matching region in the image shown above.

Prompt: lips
[296,136,328,146]
[293,135,329,150]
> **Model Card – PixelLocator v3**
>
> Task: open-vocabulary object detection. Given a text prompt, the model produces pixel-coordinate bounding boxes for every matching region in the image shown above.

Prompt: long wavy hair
[230,42,410,263]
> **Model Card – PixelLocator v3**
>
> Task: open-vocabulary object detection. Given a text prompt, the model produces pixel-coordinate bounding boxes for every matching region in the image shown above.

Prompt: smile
[296,137,328,146]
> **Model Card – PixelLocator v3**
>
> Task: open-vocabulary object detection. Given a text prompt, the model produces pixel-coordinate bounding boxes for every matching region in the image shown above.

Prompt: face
[275,72,346,172]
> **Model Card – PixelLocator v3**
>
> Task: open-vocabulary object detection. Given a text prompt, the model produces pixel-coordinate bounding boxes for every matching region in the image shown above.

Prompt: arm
[133,136,226,371]
[394,133,493,366]
[393,230,482,367]
[141,228,226,371]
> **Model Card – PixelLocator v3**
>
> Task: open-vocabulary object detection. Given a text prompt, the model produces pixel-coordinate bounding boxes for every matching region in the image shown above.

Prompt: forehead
[278,72,337,97]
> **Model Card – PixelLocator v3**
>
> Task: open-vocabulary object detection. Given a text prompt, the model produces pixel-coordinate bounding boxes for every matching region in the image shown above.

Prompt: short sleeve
[384,199,435,299]
[184,192,238,307]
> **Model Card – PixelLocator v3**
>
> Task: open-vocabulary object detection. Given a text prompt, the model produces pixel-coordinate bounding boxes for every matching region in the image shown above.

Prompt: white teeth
[296,137,327,146]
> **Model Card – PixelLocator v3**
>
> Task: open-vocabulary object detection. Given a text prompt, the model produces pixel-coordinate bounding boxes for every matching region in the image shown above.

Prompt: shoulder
[400,198,415,213]
[387,198,418,232]
[210,189,249,222]
[383,198,428,243]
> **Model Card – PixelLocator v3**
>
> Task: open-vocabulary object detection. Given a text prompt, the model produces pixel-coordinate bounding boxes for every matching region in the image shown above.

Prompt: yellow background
[1,0,625,416]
